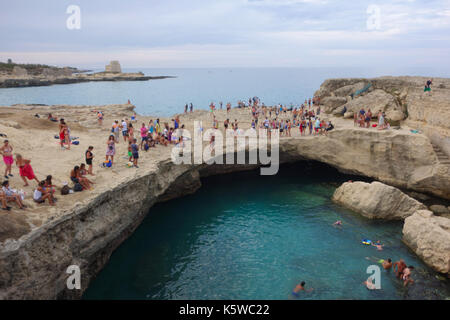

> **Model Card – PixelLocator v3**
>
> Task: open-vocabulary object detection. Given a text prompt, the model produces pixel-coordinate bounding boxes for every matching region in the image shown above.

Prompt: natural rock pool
[83,163,450,300]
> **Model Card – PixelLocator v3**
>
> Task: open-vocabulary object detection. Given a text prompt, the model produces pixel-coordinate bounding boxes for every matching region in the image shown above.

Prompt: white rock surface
[332,181,427,220]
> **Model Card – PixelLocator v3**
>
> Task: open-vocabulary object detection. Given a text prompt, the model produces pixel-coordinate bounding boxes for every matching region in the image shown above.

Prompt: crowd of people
[352,108,390,130]
[0,138,56,210]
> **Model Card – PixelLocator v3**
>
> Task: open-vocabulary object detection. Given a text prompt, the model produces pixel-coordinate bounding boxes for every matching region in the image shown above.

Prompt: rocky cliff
[403,210,450,276]
[316,76,450,157]
[332,181,427,220]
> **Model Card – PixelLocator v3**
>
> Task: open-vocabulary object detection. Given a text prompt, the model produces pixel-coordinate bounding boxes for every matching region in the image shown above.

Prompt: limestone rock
[343,112,354,119]
[332,181,427,220]
[322,96,347,113]
[429,205,450,215]
[403,211,450,275]
[314,78,366,98]
[345,89,405,121]
[12,66,28,77]
[333,82,367,98]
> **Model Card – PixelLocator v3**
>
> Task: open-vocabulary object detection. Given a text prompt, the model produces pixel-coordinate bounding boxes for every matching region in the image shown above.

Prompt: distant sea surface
[0,67,448,117]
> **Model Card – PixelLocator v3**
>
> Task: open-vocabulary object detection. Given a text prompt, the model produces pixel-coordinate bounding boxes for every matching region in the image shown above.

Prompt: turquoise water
[83,163,450,300]
[1,67,449,116]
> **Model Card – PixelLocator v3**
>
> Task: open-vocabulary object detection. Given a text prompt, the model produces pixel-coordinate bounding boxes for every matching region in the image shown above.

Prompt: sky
[0,0,449,68]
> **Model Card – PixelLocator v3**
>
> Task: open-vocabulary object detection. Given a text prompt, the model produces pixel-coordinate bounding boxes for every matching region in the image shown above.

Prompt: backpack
[61,185,70,195]
[74,183,83,192]
[103,160,112,168]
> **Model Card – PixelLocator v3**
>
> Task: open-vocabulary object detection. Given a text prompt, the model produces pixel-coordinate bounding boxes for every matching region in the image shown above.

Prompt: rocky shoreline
[0,73,175,88]
[0,75,449,299]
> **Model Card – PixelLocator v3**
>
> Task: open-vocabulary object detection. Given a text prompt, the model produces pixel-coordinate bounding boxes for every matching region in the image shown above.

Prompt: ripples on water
[83,162,450,300]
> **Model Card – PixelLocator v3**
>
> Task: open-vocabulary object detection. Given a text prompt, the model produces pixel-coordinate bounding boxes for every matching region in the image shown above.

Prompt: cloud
[1,0,449,68]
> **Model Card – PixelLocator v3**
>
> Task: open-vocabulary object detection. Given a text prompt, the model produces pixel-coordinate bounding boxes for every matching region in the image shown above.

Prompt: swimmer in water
[333,220,342,227]
[393,259,407,279]
[402,266,415,287]
[363,277,379,290]
[372,240,384,251]
[382,258,392,270]
[292,281,313,297]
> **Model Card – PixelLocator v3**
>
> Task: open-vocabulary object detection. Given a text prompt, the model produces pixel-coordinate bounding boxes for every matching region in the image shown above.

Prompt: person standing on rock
[122,119,129,143]
[0,140,14,180]
[106,135,116,165]
[131,138,139,168]
[85,146,94,175]
[15,154,40,187]
[424,79,432,95]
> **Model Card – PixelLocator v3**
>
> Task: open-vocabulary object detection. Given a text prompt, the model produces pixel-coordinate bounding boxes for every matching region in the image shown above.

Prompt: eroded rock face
[322,96,347,113]
[403,210,450,276]
[345,89,404,121]
[316,76,450,157]
[332,181,427,220]
[280,128,450,200]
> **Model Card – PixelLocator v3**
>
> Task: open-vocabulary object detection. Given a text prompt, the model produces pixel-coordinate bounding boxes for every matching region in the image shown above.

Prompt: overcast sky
[1,0,449,68]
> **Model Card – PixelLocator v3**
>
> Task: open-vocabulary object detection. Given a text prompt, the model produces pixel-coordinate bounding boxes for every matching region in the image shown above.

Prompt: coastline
[0,75,449,299]
[0,73,176,88]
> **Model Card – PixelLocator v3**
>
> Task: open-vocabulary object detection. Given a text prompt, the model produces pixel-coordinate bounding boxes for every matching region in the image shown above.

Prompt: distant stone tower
[105,61,122,73]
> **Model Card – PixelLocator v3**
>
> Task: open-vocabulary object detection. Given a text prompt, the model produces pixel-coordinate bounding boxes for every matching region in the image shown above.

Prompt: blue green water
[83,163,450,300]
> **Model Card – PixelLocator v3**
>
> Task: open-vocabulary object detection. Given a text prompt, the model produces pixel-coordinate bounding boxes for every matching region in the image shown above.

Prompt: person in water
[382,258,392,270]
[372,240,384,251]
[363,277,379,290]
[292,281,313,297]
[402,266,414,287]
[393,259,407,279]
[333,220,342,227]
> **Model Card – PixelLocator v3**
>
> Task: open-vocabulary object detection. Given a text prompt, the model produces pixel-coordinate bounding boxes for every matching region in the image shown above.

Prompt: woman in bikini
[79,163,95,188]
[0,139,14,180]
[15,154,40,187]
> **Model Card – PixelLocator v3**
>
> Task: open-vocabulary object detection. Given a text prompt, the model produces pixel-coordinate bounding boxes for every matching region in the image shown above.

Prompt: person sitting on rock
[0,189,12,211]
[33,180,55,206]
[2,180,26,210]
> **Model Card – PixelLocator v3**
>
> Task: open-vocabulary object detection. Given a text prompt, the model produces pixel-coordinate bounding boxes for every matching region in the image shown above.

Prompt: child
[128,141,133,162]
[131,138,139,168]
[85,146,94,175]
